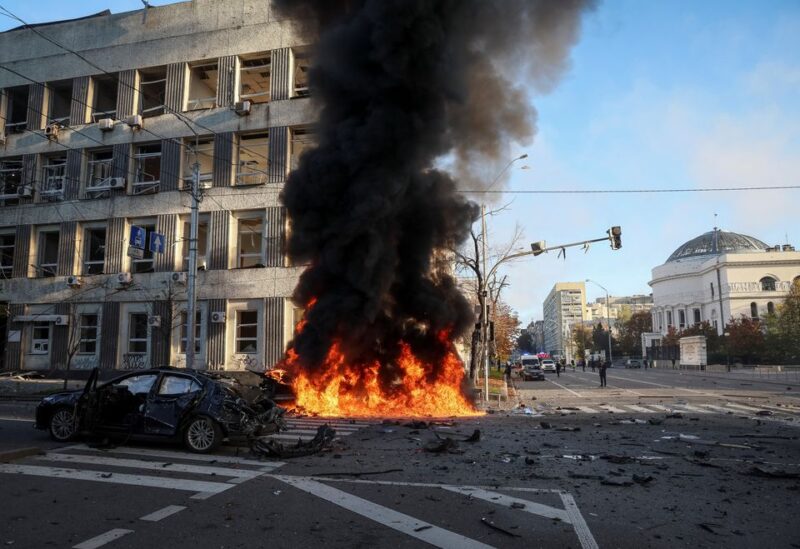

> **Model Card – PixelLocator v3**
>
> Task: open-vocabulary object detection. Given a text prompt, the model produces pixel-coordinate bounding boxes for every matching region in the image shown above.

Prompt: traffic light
[530,240,546,256]
[608,226,622,250]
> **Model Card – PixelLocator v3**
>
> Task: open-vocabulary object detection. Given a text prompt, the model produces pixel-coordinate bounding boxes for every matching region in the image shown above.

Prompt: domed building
[649,229,800,336]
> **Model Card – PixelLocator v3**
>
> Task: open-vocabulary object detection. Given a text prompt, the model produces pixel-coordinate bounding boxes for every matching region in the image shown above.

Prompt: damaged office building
[0,0,315,373]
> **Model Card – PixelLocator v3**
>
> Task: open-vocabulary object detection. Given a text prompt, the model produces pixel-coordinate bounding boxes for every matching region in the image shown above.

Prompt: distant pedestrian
[643,358,648,369]
[671,358,676,370]
[599,360,608,387]
[571,359,576,372]
[581,359,586,372]
[504,363,512,382]
[555,361,561,377]
[591,360,596,373]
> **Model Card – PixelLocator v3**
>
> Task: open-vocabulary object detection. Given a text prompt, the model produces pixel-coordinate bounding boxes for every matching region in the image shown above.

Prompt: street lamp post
[586,279,612,366]
[479,153,528,401]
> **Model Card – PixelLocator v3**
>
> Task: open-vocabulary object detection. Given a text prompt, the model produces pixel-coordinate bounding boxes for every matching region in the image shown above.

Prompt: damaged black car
[35,367,285,453]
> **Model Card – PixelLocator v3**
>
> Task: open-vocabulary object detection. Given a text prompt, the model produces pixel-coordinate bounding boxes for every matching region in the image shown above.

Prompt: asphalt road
[1,369,799,549]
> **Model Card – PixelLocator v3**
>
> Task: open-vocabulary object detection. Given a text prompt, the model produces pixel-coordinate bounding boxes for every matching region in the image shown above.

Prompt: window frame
[760,277,777,292]
[182,137,214,188]
[46,79,72,126]
[37,228,60,278]
[30,321,51,355]
[85,148,114,198]
[40,154,68,200]
[181,215,209,271]
[78,313,99,355]
[127,312,149,355]
[186,61,219,111]
[130,222,156,274]
[82,225,107,275]
[235,309,259,354]
[236,132,269,186]
[132,143,162,195]
[91,74,119,122]
[138,66,167,118]
[0,230,14,278]
[236,212,265,268]
[0,157,23,206]
[239,53,271,104]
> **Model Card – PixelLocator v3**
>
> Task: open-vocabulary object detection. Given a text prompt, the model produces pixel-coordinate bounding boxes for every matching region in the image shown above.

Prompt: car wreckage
[35,367,334,457]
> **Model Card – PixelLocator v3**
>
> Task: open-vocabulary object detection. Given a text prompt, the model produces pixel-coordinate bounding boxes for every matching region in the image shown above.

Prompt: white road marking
[623,405,656,413]
[274,475,493,549]
[598,405,627,414]
[273,428,358,436]
[577,406,600,414]
[0,463,234,497]
[547,379,583,397]
[606,374,712,395]
[699,404,736,414]
[747,403,800,415]
[645,404,672,412]
[441,486,571,523]
[296,477,596,549]
[139,505,186,522]
[73,528,133,549]
[56,444,283,470]
[35,454,262,481]
[560,492,600,549]
[671,404,712,414]
[725,403,768,413]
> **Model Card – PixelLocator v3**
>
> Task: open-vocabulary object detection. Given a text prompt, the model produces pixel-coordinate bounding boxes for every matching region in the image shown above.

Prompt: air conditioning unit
[126,114,143,129]
[17,185,33,198]
[66,276,82,288]
[108,177,126,189]
[98,118,114,132]
[117,272,132,285]
[234,100,251,116]
[148,315,161,328]
[45,124,60,139]
[211,311,226,323]
[53,315,69,326]
[171,272,187,284]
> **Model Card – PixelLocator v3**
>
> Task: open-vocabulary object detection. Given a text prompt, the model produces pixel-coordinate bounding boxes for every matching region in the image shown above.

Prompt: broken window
[0,231,14,278]
[132,143,161,195]
[83,226,106,275]
[92,74,118,122]
[187,61,218,110]
[131,223,156,274]
[5,86,28,134]
[239,53,271,104]
[179,311,202,354]
[37,229,59,277]
[78,314,99,355]
[158,374,201,395]
[236,132,268,185]
[127,313,149,355]
[235,310,259,354]
[40,154,67,200]
[182,137,214,188]
[138,66,167,118]
[31,321,51,354]
[291,127,316,171]
[293,48,311,97]
[181,216,208,271]
[0,158,22,206]
[85,149,114,198]
[47,79,72,126]
[237,215,264,268]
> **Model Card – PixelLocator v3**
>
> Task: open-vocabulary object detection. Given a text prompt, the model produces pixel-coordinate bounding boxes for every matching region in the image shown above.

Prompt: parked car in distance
[35,367,283,453]
[625,359,643,369]
[520,365,545,381]
[540,359,557,372]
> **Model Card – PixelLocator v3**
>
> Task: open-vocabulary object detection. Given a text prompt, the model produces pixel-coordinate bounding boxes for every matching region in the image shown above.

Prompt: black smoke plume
[275,0,594,384]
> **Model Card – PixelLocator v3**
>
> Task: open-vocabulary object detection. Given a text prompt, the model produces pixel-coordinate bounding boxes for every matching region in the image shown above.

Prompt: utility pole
[586,278,612,366]
[185,159,200,370]
[480,204,489,402]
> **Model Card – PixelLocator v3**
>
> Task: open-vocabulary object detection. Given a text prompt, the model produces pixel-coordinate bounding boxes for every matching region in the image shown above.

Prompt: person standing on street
[504,362,512,382]
[591,359,596,373]
[599,360,608,387]
[571,359,576,372]
[555,360,561,377]
[581,359,586,372]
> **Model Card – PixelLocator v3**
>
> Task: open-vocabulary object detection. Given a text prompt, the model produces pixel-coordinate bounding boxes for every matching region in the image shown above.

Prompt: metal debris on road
[251,424,336,458]
[480,517,521,537]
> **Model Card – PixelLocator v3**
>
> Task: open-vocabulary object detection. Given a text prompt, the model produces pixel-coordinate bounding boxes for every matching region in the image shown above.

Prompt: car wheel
[184,416,222,453]
[49,407,78,442]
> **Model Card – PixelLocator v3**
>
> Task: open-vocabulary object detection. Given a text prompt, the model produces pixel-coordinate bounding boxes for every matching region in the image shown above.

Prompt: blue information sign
[129,225,146,249]
[149,232,166,254]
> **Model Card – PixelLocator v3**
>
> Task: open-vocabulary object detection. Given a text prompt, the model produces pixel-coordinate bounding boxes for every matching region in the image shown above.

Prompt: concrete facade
[0,1,316,371]
[542,282,586,359]
[649,230,800,336]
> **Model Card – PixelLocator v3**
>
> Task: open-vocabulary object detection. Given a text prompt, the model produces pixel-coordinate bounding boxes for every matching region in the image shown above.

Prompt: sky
[1,0,798,324]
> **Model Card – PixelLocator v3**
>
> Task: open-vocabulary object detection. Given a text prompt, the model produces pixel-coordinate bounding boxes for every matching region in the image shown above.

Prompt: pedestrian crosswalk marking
[725,403,766,413]
[672,404,712,414]
[598,405,628,413]
[537,402,800,417]
[624,405,655,413]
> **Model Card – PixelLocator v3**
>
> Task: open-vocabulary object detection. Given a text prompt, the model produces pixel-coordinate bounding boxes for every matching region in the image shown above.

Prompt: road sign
[149,232,165,254]
[130,225,146,249]
[127,246,144,259]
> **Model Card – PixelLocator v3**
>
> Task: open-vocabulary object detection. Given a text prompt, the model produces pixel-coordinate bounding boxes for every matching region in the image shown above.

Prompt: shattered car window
[118,374,158,395]
[158,375,202,396]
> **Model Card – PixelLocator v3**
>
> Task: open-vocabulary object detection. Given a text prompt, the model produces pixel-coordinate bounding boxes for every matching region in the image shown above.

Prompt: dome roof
[667,229,768,262]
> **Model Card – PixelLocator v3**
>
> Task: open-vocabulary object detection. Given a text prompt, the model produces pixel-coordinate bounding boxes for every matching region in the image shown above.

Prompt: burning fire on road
[273,0,594,418]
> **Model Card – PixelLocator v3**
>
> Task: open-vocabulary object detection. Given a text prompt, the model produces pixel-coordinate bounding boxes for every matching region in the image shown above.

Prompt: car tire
[183,416,222,453]
[48,407,78,442]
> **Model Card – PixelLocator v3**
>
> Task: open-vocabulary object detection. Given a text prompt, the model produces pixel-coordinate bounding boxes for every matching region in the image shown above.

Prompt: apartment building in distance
[0,1,316,371]
[542,282,586,359]
[585,294,653,327]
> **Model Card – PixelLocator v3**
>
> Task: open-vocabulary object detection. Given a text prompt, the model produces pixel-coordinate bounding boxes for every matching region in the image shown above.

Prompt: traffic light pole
[185,160,199,370]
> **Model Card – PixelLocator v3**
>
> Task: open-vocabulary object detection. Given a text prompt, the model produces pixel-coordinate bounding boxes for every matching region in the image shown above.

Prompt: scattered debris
[698,522,722,535]
[620,419,647,425]
[404,421,429,429]
[562,454,598,462]
[632,474,655,484]
[480,517,521,537]
[540,421,552,429]
[251,424,336,458]
[424,438,462,454]
[557,426,581,432]
[601,477,634,486]
[312,468,404,477]
[743,466,800,479]
[601,454,636,464]
[510,502,526,509]
[666,413,684,419]
[755,410,773,416]
[730,434,794,440]
[569,472,604,480]
[414,525,432,532]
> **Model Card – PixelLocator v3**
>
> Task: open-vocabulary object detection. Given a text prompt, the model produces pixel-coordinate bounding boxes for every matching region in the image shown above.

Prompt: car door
[144,373,204,436]
[92,373,159,434]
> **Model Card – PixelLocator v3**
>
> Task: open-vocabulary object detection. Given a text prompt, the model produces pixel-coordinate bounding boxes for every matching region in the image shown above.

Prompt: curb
[0,446,43,462]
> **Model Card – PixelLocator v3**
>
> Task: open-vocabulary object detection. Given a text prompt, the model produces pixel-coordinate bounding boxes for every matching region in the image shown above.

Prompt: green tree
[516,331,535,354]
[724,315,765,364]
[617,311,653,356]
[571,324,592,360]
[772,280,800,362]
